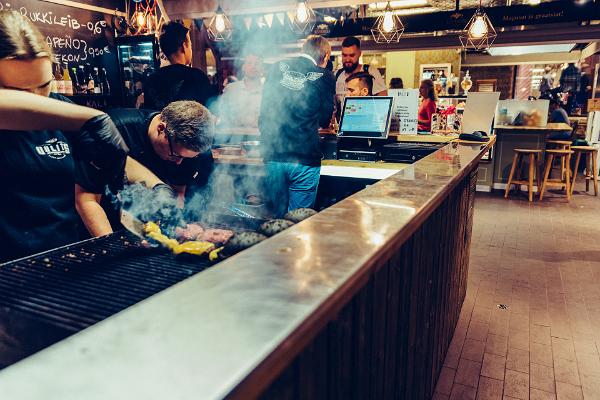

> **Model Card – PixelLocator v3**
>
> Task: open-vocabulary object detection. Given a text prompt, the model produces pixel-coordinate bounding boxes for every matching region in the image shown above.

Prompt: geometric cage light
[371,1,405,44]
[459,1,497,50]
[206,5,233,41]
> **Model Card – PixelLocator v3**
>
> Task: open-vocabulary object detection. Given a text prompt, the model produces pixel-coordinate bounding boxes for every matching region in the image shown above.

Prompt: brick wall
[460,66,516,100]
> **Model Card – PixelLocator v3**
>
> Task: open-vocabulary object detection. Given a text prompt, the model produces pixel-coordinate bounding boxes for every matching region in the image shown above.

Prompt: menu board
[389,89,419,134]
[0,0,116,65]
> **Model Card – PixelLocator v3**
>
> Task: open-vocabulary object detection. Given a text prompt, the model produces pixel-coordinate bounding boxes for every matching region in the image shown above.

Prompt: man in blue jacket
[259,35,335,216]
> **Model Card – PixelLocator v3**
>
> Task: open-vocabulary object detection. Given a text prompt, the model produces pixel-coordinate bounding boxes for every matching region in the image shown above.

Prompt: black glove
[151,183,185,234]
[73,114,129,190]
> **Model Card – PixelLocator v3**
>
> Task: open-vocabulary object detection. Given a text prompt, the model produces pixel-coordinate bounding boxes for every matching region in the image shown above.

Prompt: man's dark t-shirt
[143,64,214,109]
[98,109,213,228]
[0,94,94,263]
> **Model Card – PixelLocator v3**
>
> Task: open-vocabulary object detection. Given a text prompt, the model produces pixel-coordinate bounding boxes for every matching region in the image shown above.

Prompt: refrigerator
[115,34,161,108]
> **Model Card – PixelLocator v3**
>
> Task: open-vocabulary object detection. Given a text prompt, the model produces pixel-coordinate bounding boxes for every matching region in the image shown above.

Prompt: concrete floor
[433,184,600,400]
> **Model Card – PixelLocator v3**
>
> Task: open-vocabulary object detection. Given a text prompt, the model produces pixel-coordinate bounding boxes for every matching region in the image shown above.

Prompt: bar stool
[570,146,599,196]
[505,149,542,202]
[539,149,573,201]
[545,139,572,179]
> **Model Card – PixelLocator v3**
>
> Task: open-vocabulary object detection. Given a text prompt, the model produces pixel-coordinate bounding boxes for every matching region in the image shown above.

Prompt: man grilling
[76,101,214,236]
[259,35,335,216]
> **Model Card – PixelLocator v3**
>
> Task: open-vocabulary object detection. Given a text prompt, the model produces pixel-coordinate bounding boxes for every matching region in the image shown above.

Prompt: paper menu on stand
[389,89,419,134]
[462,92,501,134]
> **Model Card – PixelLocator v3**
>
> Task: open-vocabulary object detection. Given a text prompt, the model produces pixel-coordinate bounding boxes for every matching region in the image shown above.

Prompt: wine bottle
[63,63,73,96]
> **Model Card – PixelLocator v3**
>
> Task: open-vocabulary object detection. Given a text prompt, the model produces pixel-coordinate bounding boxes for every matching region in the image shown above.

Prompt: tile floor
[433,185,600,400]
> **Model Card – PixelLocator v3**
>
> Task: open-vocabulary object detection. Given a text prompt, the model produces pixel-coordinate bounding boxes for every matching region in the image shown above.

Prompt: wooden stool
[539,149,573,201]
[570,146,599,196]
[505,149,542,202]
[545,139,572,179]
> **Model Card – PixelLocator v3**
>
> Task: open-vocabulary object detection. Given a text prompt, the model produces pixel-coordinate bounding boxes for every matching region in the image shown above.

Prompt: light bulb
[468,15,488,39]
[382,11,395,33]
[215,14,226,33]
[296,1,309,23]
[136,11,146,27]
[528,0,541,4]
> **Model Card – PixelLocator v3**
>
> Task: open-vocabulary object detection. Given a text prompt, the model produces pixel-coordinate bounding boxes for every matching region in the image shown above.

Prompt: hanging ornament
[459,1,497,50]
[290,0,316,35]
[264,13,274,28]
[371,2,404,44]
[243,17,253,30]
[275,13,286,26]
[206,5,233,41]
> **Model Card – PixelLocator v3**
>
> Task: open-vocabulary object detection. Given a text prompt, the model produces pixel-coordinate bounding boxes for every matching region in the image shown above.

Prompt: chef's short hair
[0,10,51,60]
[302,35,331,66]
[159,21,189,57]
[346,71,373,95]
[161,101,214,153]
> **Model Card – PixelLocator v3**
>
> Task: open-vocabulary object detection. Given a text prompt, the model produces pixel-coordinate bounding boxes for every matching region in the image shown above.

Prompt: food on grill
[258,219,295,237]
[198,228,234,244]
[147,231,178,249]
[209,247,224,261]
[172,241,215,256]
[283,208,317,223]
[144,221,161,235]
[223,231,267,256]
[175,223,205,241]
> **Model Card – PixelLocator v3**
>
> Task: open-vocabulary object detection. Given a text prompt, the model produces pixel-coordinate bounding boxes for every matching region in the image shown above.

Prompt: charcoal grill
[0,213,265,369]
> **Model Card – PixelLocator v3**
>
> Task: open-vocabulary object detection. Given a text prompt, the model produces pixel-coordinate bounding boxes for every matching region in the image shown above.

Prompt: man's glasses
[166,132,184,160]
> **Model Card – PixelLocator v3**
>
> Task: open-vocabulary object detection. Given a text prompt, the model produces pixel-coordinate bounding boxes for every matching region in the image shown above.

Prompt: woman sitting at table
[418,79,437,132]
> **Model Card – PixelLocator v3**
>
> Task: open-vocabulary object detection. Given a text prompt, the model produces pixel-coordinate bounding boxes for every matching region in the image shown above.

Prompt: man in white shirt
[335,36,387,98]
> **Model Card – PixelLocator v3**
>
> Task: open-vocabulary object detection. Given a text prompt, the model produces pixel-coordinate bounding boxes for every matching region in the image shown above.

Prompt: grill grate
[0,231,214,332]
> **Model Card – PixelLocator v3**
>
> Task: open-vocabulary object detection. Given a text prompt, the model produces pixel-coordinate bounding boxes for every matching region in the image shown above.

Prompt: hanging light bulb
[371,2,404,43]
[206,5,233,41]
[382,9,395,33]
[296,1,309,24]
[468,15,488,39]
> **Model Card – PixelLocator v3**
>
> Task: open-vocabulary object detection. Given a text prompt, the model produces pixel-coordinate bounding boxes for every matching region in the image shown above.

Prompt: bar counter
[0,140,492,399]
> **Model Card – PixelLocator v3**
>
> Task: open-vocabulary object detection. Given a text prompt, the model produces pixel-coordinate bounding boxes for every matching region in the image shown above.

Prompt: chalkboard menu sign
[0,0,116,65]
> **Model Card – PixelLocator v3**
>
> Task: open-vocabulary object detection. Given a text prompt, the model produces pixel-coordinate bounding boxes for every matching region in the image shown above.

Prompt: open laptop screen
[338,96,393,139]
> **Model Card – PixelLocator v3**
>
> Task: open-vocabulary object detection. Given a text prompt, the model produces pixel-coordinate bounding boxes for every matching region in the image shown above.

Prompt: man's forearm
[0,89,102,131]
[125,157,163,188]
[75,185,113,237]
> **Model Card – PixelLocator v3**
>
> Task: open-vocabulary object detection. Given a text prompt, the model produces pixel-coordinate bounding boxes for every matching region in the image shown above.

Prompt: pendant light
[371,2,404,44]
[290,0,316,35]
[206,5,233,41]
[459,0,497,50]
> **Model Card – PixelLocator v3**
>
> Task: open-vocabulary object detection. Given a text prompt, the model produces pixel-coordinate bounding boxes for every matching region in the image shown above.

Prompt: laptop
[337,96,394,139]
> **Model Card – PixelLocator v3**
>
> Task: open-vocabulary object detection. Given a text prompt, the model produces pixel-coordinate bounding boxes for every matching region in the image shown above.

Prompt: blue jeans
[266,162,320,217]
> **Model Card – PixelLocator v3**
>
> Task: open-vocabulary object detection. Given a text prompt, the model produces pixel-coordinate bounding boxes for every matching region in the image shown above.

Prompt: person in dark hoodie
[259,35,335,217]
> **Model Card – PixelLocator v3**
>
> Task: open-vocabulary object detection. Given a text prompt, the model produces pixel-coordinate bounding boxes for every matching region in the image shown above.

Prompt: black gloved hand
[151,183,185,235]
[73,114,129,189]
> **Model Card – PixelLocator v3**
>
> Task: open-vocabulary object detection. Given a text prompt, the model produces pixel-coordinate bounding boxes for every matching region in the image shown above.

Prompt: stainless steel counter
[0,140,492,399]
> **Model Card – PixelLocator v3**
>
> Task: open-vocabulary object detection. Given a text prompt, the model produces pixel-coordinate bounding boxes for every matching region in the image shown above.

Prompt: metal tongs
[217,203,257,219]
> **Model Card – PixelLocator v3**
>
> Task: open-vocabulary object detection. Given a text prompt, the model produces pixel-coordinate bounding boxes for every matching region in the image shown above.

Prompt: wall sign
[389,89,419,134]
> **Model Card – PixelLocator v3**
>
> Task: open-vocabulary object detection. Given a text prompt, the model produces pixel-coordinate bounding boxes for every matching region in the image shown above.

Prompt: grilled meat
[259,219,295,237]
[198,228,234,244]
[283,208,317,223]
[175,223,205,241]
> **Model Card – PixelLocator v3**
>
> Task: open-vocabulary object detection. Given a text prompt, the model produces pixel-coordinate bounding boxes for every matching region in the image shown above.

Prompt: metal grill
[0,232,212,333]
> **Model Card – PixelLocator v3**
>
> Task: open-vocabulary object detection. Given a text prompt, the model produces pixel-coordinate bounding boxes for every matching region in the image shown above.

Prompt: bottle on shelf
[78,65,88,94]
[54,63,65,95]
[123,66,133,96]
[98,67,111,96]
[70,65,80,94]
[86,65,95,94]
[92,68,102,95]
[63,63,73,96]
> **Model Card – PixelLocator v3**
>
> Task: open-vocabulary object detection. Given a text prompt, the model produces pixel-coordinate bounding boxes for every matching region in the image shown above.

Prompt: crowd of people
[0,10,433,263]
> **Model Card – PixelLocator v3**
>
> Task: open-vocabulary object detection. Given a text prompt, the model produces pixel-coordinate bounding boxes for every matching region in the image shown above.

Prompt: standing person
[143,21,214,110]
[539,66,553,98]
[559,63,580,114]
[418,79,437,132]
[335,36,387,98]
[259,35,335,216]
[0,10,131,263]
[76,101,215,236]
[218,53,264,130]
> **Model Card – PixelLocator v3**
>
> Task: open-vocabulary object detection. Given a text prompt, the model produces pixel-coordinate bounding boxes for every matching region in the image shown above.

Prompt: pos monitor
[337,96,394,139]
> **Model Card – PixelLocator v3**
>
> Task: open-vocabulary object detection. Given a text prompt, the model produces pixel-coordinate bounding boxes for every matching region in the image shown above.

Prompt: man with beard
[335,36,387,99]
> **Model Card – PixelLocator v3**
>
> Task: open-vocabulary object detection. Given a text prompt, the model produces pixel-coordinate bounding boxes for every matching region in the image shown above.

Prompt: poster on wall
[389,89,419,134]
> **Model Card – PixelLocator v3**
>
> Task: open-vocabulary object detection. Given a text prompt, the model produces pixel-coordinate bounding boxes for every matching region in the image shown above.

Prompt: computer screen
[338,96,394,139]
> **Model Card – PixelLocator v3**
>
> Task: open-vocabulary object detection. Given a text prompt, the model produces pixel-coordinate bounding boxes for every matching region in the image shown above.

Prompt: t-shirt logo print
[35,138,71,160]
[279,63,323,91]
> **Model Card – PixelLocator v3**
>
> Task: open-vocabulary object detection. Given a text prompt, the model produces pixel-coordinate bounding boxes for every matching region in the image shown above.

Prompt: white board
[462,92,501,134]
[389,89,419,134]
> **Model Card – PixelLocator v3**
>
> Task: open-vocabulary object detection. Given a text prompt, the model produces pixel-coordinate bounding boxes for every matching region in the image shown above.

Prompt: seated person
[544,92,571,140]
[76,101,215,236]
[345,71,373,97]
